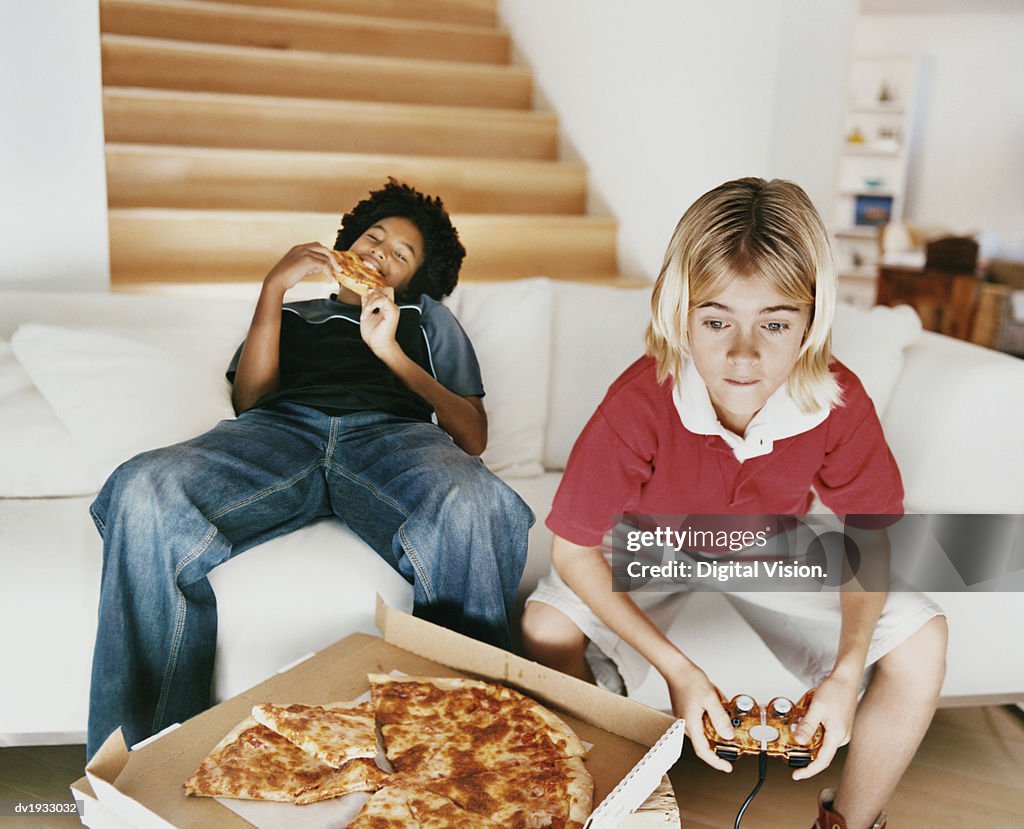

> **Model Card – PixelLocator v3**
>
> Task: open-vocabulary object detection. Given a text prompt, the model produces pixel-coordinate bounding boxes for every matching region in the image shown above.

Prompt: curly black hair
[334,179,466,300]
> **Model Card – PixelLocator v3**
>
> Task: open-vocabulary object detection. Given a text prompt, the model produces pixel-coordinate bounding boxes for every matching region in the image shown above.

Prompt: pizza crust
[564,756,596,828]
[526,696,587,758]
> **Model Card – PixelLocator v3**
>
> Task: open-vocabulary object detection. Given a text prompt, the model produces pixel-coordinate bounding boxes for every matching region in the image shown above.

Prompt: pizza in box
[185,675,594,828]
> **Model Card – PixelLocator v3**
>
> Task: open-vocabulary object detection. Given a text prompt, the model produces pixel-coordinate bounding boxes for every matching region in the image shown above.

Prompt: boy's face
[341,216,424,302]
[687,276,810,435]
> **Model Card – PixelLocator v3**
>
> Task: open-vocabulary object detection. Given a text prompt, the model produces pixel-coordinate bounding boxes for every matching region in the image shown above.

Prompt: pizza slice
[328,249,388,297]
[418,756,593,829]
[183,717,384,804]
[369,675,587,780]
[349,785,503,829]
[251,700,377,768]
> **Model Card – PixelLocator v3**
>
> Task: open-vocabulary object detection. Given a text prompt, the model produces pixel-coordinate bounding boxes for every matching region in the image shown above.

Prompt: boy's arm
[551,535,736,772]
[377,340,488,455]
[792,526,889,780]
[360,288,487,455]
[232,243,336,414]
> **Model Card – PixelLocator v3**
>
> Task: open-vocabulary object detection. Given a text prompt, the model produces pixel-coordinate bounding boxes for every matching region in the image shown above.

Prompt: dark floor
[0,743,84,828]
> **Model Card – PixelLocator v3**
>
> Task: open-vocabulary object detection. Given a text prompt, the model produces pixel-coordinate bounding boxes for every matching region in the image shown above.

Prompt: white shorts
[527,564,944,698]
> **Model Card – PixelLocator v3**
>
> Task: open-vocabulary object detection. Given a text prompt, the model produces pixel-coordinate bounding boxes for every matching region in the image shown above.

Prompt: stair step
[203,0,497,27]
[104,88,557,159]
[100,0,509,64]
[101,34,529,109]
[105,144,586,214]
[108,209,619,283]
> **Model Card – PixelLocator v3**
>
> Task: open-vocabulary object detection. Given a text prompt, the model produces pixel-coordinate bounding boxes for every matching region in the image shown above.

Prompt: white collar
[673,358,829,462]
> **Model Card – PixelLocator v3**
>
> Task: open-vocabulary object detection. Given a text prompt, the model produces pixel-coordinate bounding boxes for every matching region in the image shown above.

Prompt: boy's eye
[395,251,406,262]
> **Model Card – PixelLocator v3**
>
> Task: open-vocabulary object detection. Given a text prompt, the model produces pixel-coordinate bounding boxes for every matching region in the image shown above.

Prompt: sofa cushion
[1,290,253,492]
[446,279,553,478]
[544,282,651,469]
[830,302,922,414]
[11,323,239,484]
[883,333,1024,512]
[210,517,413,703]
[0,341,99,496]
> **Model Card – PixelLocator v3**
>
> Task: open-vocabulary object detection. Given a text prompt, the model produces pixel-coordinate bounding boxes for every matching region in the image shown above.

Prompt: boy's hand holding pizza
[263,242,339,294]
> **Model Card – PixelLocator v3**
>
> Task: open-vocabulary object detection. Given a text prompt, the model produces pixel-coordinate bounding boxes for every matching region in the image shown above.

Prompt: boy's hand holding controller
[667,665,737,773]
[789,671,857,780]
[700,684,844,780]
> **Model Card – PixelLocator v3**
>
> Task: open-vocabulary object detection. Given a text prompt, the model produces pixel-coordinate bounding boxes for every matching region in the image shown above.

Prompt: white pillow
[0,341,100,496]
[544,282,652,470]
[446,279,553,478]
[11,324,239,485]
[830,303,922,414]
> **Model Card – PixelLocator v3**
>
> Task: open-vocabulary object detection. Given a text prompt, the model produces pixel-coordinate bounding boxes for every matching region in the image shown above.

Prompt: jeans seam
[206,460,324,521]
[89,505,106,533]
[324,461,410,518]
[398,525,436,604]
[325,415,341,465]
[153,524,218,731]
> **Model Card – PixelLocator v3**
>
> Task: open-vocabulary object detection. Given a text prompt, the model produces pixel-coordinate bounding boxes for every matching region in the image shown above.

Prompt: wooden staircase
[99,0,620,286]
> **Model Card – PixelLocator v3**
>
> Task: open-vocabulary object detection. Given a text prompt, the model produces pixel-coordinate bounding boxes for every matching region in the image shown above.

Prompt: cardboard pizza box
[72,597,685,828]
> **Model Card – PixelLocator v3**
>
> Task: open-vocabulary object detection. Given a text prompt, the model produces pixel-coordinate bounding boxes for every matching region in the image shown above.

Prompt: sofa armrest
[882,331,1024,512]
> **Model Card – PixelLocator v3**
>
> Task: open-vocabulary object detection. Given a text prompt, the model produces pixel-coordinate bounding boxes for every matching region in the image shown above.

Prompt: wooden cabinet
[876,265,980,341]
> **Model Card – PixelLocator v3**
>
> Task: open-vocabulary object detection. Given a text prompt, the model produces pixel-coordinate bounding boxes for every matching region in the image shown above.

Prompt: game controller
[702,690,824,768]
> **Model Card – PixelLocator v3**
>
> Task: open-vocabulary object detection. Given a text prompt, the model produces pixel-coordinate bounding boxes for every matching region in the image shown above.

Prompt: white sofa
[2,279,1023,746]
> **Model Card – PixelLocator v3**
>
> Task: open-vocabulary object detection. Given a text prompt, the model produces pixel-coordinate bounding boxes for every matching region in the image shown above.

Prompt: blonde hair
[645,177,841,412]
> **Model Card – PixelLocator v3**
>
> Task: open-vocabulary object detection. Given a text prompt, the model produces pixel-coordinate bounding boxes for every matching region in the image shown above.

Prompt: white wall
[854,13,1024,259]
[0,1,110,291]
[498,0,856,280]
[768,0,857,219]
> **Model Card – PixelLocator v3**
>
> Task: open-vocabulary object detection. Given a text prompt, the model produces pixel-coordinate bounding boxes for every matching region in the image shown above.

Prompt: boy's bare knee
[521,601,588,662]
[521,601,594,681]
[522,601,583,647]
[877,615,948,696]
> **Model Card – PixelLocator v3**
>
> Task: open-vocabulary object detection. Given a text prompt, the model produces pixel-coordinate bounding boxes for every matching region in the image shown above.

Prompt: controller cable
[733,750,768,829]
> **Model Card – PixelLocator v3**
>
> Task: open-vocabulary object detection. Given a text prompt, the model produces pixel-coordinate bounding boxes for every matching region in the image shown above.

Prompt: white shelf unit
[832,54,918,306]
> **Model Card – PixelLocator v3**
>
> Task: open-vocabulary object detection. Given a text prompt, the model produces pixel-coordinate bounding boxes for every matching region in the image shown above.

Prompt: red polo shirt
[547,356,903,546]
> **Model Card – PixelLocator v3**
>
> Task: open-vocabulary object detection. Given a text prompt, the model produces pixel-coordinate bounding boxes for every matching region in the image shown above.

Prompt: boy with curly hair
[87,180,533,758]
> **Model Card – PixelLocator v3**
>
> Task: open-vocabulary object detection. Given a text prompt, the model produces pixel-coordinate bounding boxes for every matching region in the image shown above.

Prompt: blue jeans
[86,403,533,758]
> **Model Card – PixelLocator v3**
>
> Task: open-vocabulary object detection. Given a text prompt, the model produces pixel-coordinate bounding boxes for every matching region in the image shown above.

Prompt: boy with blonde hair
[523,178,946,829]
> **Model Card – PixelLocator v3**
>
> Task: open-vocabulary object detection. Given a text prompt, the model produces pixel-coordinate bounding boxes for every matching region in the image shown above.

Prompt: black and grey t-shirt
[227,294,484,421]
